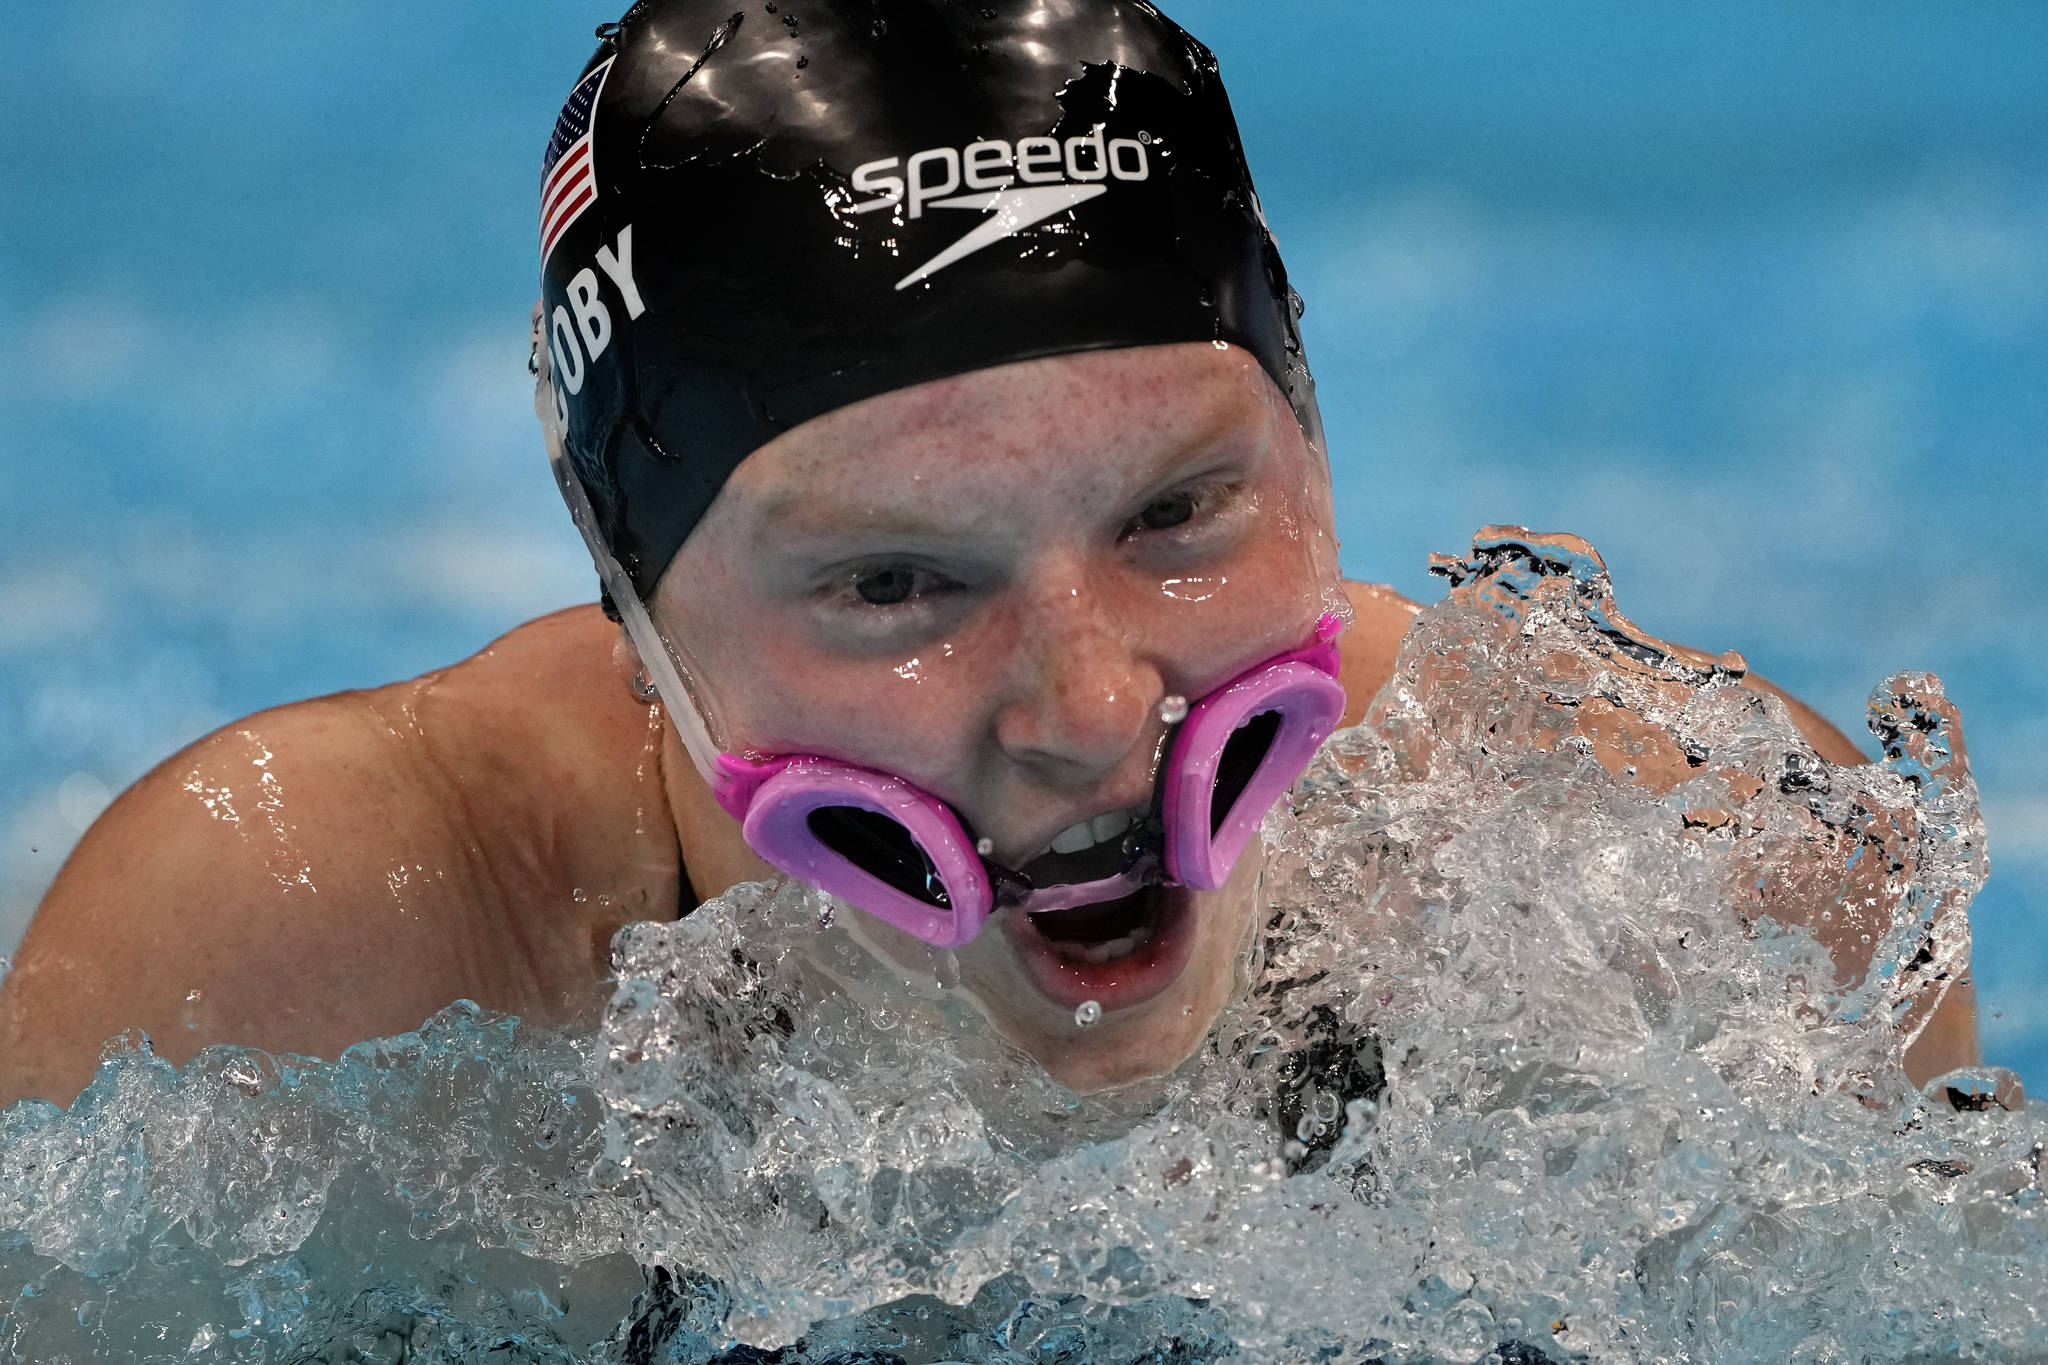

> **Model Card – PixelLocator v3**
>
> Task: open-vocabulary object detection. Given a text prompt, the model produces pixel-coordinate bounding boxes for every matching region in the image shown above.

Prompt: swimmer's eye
[1133,491,1197,532]
[855,566,918,606]
[839,562,959,610]
[1120,479,1239,544]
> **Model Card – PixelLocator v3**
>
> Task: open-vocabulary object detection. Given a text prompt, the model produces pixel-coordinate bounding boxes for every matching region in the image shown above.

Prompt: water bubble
[936,952,961,991]
[975,837,995,857]
[1073,1000,1102,1028]
[1212,339,1230,351]
[1158,694,1189,725]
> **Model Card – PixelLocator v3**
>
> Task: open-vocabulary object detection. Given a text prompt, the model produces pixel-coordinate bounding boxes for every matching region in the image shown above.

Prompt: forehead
[721,342,1285,526]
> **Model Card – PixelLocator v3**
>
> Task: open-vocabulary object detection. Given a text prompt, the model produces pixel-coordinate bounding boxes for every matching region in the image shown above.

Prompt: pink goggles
[550,452,1346,950]
[705,613,1347,949]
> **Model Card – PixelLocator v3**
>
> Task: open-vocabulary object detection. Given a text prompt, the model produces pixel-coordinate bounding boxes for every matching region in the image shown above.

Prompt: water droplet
[975,836,995,857]
[936,952,961,991]
[1073,1000,1102,1028]
[1158,694,1189,725]
[1212,339,1230,350]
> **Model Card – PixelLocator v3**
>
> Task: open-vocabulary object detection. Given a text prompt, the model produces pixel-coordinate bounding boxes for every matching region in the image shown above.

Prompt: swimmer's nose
[990,580,1160,782]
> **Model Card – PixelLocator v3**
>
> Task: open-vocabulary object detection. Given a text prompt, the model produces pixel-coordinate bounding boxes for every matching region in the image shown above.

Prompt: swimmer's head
[536,0,1319,599]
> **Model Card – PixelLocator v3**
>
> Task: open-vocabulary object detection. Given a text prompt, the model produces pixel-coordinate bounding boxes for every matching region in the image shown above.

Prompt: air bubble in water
[975,837,995,857]
[1158,694,1189,725]
[1073,999,1102,1027]
[936,952,961,991]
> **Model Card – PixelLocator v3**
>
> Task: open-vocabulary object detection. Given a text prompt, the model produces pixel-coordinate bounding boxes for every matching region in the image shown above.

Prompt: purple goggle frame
[552,451,1348,950]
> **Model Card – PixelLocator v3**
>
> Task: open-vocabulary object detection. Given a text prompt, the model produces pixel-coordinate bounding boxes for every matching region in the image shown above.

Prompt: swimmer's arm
[1334,580,1978,1082]
[1737,670,1980,1081]
[0,698,497,1110]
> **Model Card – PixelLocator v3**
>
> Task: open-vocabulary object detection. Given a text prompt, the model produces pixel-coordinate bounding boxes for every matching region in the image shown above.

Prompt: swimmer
[0,0,1976,1107]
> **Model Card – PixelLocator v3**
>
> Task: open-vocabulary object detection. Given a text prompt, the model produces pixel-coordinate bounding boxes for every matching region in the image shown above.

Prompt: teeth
[1090,810,1136,844]
[1047,808,1142,857]
[1049,923,1154,964]
[1049,820,1096,854]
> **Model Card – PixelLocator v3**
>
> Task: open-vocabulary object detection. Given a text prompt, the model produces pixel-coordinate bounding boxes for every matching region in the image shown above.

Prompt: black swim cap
[539,0,1317,598]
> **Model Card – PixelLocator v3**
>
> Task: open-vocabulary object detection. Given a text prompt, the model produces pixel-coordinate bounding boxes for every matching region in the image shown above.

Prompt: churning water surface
[2,533,2040,1364]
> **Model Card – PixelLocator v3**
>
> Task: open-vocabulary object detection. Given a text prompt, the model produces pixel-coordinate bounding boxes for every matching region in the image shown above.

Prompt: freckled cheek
[1151,532,1332,671]
[719,646,996,776]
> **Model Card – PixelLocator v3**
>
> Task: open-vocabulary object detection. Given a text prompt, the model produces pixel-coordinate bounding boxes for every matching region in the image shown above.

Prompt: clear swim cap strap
[539,374,726,790]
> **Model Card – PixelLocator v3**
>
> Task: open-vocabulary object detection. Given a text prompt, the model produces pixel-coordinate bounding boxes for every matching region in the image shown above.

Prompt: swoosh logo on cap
[895,183,1109,291]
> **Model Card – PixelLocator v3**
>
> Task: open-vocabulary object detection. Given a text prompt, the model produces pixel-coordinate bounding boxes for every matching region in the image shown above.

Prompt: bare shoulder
[1336,580,1423,727]
[0,605,670,1108]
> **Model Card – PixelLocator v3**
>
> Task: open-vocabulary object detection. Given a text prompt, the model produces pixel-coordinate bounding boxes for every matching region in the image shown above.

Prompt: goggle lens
[1210,710,1283,837]
[805,806,952,909]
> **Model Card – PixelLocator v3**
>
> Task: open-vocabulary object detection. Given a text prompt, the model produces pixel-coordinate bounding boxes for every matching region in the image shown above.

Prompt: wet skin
[0,343,1978,1108]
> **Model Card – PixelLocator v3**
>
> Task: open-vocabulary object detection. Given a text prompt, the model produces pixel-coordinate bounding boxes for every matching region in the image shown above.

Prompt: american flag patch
[540,58,614,264]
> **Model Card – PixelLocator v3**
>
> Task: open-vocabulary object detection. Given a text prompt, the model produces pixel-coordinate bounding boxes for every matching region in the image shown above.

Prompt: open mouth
[1001,880,1199,1014]
[1031,885,1164,962]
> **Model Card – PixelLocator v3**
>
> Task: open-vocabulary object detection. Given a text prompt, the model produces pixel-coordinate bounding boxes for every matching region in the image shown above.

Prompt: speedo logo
[847,126,1153,291]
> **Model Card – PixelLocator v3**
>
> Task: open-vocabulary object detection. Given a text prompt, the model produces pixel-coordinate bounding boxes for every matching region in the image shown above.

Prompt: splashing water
[3,530,2040,1363]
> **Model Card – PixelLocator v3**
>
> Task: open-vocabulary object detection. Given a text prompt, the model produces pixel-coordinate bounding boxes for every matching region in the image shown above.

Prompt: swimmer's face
[655,341,1342,1090]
